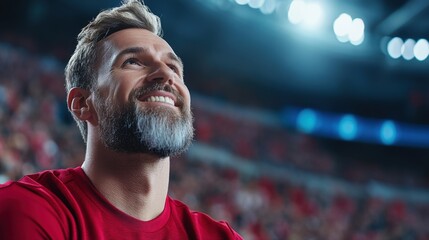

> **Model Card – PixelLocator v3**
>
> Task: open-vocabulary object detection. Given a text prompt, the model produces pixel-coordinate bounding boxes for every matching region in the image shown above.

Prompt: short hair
[65,0,162,143]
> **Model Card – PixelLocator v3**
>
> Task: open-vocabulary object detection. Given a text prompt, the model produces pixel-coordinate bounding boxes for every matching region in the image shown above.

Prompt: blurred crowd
[0,43,428,239]
[193,99,429,189]
[0,43,85,182]
[170,158,429,240]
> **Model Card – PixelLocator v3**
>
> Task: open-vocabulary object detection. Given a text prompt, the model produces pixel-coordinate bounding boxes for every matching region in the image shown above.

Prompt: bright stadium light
[288,0,324,28]
[333,14,364,45]
[288,0,306,24]
[414,39,429,61]
[350,34,364,46]
[349,18,364,42]
[387,37,403,59]
[333,13,352,38]
[304,3,323,27]
[401,39,416,60]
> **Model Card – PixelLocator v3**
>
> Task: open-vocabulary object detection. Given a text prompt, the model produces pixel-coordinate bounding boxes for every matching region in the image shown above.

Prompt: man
[0,1,242,239]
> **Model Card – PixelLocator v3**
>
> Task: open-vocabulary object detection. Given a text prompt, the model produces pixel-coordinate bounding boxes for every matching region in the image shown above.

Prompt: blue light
[282,106,429,148]
[297,108,317,133]
[339,115,357,140]
[380,120,396,145]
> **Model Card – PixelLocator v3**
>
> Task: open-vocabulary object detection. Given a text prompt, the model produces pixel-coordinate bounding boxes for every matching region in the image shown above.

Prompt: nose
[146,63,174,85]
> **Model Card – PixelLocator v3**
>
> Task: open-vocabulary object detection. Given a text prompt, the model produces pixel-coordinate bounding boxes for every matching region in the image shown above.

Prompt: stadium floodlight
[414,39,429,61]
[304,3,323,27]
[333,13,352,37]
[387,37,403,59]
[333,14,365,45]
[348,18,364,42]
[350,34,364,46]
[288,0,324,28]
[401,39,416,60]
[288,0,306,24]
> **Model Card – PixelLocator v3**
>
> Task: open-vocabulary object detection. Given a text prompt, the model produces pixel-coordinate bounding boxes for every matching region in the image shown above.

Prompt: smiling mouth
[144,95,175,106]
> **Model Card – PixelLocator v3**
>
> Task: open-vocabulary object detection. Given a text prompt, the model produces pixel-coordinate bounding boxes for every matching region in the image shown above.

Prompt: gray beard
[97,96,193,158]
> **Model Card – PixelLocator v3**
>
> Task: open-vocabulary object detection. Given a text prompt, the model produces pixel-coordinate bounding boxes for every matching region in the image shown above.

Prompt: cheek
[181,85,191,107]
[104,76,136,104]
[114,84,133,103]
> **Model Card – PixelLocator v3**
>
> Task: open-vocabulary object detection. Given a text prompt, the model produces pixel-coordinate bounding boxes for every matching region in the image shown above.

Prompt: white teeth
[146,96,175,105]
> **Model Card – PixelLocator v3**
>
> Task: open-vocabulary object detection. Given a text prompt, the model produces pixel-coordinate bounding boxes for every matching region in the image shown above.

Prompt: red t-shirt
[0,167,242,240]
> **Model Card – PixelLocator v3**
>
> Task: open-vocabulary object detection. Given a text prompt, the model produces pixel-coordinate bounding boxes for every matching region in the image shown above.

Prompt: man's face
[92,28,193,157]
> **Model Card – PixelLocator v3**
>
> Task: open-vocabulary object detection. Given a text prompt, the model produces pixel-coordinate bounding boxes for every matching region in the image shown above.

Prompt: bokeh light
[414,39,429,61]
[339,115,358,140]
[380,120,397,145]
[297,109,317,133]
[387,37,403,59]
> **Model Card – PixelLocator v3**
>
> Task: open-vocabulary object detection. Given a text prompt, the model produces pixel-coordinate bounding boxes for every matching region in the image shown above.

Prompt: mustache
[131,83,185,107]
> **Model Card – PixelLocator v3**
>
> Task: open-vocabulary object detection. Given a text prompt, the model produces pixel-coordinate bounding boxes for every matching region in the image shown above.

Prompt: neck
[82,141,170,221]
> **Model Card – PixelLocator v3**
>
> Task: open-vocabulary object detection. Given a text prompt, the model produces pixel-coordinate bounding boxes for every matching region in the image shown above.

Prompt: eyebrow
[167,52,184,71]
[114,46,184,71]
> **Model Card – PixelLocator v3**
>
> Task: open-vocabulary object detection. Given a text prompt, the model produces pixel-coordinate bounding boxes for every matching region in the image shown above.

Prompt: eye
[122,58,142,67]
[168,64,181,75]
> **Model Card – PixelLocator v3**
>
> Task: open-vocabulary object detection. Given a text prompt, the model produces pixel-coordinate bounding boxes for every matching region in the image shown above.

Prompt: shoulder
[0,168,77,205]
[168,197,243,240]
[0,167,80,213]
[0,168,79,239]
[0,179,60,220]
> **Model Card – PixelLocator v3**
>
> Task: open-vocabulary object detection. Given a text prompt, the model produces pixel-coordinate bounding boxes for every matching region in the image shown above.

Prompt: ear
[67,87,96,123]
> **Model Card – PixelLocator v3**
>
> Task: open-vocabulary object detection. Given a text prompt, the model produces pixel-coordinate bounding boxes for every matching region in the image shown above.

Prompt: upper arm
[0,183,68,240]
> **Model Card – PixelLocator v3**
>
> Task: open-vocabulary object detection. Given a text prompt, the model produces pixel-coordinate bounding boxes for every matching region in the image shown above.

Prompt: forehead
[99,28,175,58]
